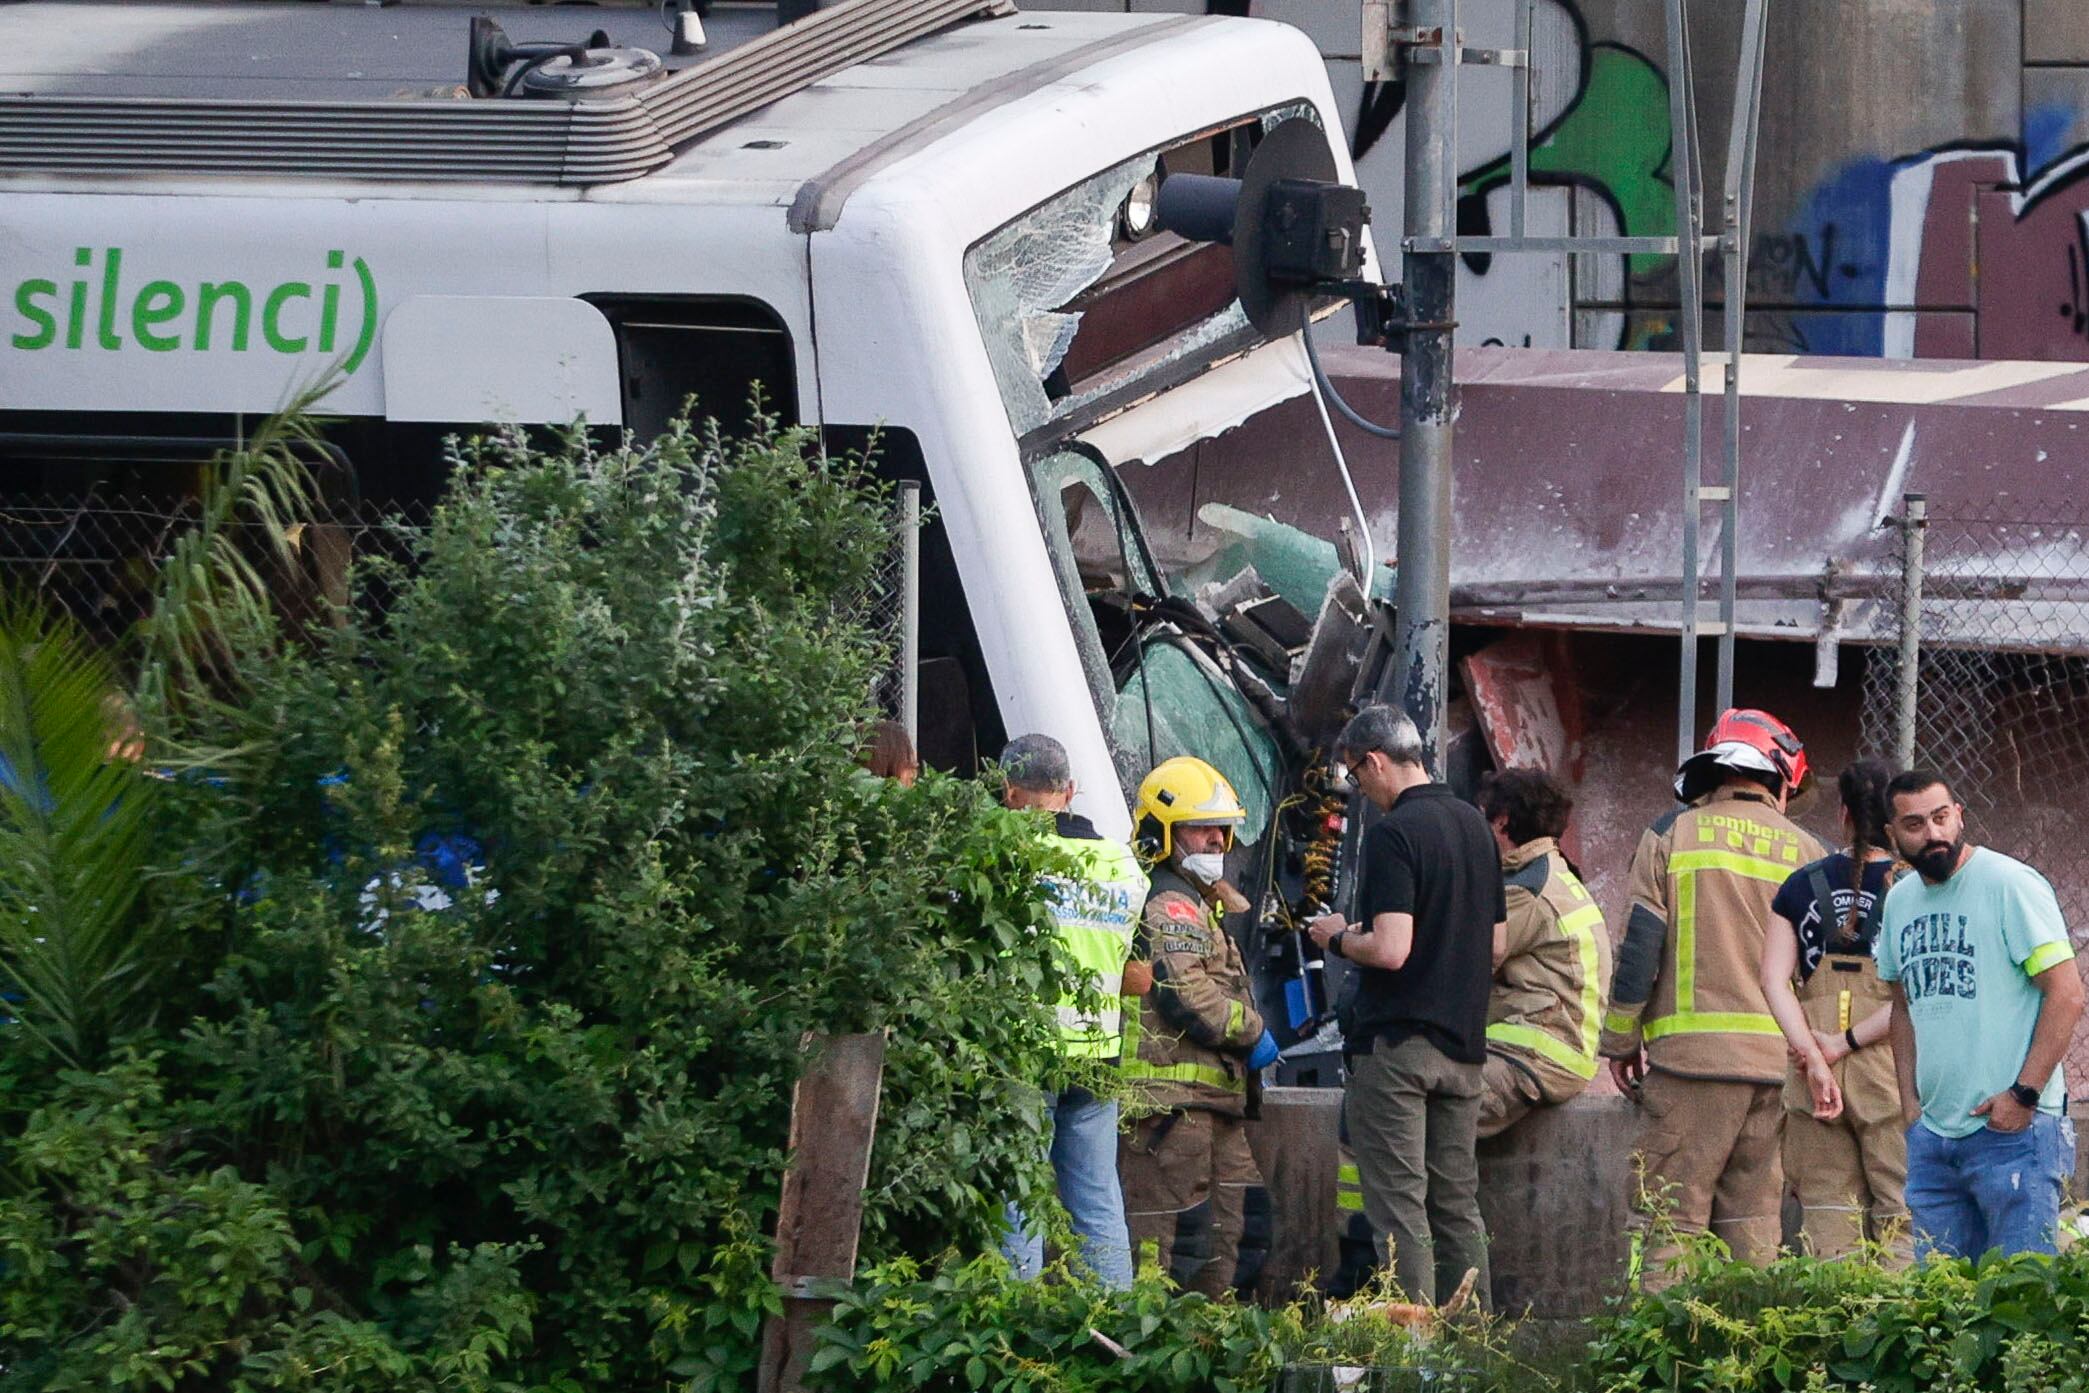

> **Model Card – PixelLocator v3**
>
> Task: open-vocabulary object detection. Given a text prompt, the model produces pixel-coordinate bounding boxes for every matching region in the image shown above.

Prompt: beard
[1910,835,1967,882]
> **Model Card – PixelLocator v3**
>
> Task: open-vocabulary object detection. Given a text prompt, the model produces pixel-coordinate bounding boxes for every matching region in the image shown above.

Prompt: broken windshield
[1030,447,1281,844]
[964,105,1321,441]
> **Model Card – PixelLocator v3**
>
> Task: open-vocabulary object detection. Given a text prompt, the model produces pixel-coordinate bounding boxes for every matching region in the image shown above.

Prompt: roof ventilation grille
[0,0,1014,187]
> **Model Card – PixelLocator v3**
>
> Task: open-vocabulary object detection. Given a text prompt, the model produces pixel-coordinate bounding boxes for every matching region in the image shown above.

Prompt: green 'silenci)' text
[8,248,379,374]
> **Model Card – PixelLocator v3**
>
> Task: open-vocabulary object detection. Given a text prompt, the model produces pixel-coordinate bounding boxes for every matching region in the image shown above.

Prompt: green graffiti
[1466,45,1677,277]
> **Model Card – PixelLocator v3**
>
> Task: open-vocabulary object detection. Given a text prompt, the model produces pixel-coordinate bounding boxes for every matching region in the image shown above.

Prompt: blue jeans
[1904,1112,2077,1260]
[1001,1086,1134,1289]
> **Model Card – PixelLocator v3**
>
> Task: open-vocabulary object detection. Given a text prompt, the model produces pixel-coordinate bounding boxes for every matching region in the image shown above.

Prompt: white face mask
[1177,851,1226,886]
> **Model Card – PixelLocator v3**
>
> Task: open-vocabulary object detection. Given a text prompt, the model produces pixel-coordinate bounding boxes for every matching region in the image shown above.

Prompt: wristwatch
[1328,928,1350,960]
[2009,1081,2041,1110]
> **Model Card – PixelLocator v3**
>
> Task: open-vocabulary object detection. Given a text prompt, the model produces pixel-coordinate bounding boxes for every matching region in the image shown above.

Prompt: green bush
[807,1254,1539,1393]
[1586,1245,2089,1392]
[0,416,1089,1391]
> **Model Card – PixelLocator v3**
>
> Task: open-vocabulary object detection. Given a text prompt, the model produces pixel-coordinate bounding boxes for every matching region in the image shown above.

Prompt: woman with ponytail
[1760,758,1909,1261]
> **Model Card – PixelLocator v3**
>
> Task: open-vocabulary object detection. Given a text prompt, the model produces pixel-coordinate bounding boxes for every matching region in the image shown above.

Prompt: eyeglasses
[1339,762,1360,790]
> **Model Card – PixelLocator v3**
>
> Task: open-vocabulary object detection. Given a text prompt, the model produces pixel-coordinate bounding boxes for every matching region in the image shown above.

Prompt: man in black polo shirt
[1308,704,1506,1306]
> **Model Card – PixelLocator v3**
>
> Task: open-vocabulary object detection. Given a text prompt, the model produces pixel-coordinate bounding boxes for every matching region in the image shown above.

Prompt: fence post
[897,481,921,747]
[1894,492,1927,768]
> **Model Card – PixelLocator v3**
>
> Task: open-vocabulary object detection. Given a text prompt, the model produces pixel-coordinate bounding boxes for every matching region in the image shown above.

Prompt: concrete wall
[1253,1088,2089,1314]
[1252,1087,1638,1314]
[1031,0,2089,361]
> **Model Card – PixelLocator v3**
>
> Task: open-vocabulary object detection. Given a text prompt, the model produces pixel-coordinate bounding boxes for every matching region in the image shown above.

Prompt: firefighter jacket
[1040,813,1150,1059]
[1601,785,1825,1083]
[1486,837,1612,1101]
[1121,865,1264,1116]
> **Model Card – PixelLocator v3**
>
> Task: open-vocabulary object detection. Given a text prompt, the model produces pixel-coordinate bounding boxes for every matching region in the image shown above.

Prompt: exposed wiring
[1302,329,1381,590]
[1304,319,1402,442]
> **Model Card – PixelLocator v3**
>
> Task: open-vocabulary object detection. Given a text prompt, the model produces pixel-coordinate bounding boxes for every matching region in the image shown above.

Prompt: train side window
[588,298,798,442]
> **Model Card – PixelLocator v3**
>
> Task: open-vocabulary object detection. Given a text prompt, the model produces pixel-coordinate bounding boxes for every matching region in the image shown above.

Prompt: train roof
[0,1,1211,194]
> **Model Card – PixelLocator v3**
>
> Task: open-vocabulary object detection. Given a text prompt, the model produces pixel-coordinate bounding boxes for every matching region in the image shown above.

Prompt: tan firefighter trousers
[1782,953,1910,1262]
[1631,1068,1783,1288]
[1119,1108,1261,1295]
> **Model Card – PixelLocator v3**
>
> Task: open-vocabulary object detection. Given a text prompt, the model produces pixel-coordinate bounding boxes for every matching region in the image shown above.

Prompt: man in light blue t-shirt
[1876,770,2084,1259]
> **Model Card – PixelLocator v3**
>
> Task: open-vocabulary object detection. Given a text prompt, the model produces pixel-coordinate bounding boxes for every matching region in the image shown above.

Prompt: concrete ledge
[1250,1088,1636,1315]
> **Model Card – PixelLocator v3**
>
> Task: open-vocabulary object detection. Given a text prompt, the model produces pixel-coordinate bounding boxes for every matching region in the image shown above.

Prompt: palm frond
[131,373,338,715]
[0,596,159,1067]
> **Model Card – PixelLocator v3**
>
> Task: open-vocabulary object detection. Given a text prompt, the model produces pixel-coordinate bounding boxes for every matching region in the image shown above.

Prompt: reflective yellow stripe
[1120,990,1239,1091]
[1120,1058,1243,1092]
[1337,1189,1364,1212]
[1674,865,1697,1012]
[1336,1161,1363,1210]
[1225,999,1245,1039]
[1659,842,1799,1035]
[1337,1162,1361,1184]
[1487,1022,1600,1079]
[1603,1008,1640,1037]
[1056,1003,1122,1059]
[2025,941,2076,977]
[1559,896,1606,1065]
[1668,849,1800,883]
[1643,1011,1783,1040]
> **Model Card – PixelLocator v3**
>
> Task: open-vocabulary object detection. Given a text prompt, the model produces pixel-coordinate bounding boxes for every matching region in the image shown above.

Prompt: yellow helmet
[1133,756,1247,864]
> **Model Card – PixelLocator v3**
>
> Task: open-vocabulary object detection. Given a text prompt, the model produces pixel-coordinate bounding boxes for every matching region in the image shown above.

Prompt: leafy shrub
[808,1253,1539,1393]
[1586,1244,2089,1392]
[0,415,1087,1390]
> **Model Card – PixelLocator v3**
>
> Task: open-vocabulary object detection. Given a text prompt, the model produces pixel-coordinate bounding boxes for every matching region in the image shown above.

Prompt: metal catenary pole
[1394,0,1458,773]
[1894,492,1927,768]
[1714,0,1768,713]
[1664,0,1707,765]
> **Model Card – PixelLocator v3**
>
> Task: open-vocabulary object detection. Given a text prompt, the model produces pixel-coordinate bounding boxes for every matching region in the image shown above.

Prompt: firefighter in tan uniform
[1601,709,1825,1287]
[1118,756,1279,1295]
[1476,769,1612,1137]
[1760,759,1909,1262]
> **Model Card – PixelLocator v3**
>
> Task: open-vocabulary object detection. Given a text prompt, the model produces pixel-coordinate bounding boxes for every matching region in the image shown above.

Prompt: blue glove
[1247,1029,1280,1072]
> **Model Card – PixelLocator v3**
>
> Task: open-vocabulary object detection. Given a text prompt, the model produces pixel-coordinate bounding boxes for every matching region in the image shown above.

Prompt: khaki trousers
[1783,1106,1911,1262]
[1631,1069,1783,1289]
[1477,1051,1545,1141]
[1345,1035,1490,1307]
[1119,1108,1261,1295]
[1782,953,1910,1262]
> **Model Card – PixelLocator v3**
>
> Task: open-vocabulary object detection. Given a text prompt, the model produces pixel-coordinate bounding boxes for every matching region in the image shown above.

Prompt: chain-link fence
[0,482,921,744]
[860,481,922,737]
[0,492,428,650]
[1859,496,2089,1078]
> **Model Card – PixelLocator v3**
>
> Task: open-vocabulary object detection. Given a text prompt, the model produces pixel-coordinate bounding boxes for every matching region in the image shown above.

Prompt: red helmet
[1674,708,1810,802]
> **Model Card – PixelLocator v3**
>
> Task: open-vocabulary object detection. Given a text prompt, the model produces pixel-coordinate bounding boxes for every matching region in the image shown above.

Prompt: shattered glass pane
[1028,447,1283,838]
[965,102,1324,440]
[966,155,1156,436]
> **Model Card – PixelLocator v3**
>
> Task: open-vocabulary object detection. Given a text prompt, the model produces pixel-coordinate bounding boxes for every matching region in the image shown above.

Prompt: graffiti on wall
[1343,0,1676,351]
[1313,0,2089,362]
[1759,139,2089,361]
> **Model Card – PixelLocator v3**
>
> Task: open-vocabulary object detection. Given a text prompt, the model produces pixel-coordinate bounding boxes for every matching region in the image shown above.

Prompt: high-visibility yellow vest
[1040,831,1148,1058]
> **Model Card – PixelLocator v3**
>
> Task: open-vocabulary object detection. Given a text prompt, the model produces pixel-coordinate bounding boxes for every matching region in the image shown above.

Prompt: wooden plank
[756,1031,888,1393]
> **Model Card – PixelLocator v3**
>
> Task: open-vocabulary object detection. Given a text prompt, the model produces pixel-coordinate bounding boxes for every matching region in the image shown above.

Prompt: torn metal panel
[1115,344,2089,658]
[1459,632,1583,781]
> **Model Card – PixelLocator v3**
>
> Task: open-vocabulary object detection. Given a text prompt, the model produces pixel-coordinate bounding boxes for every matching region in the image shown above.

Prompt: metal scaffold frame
[1373,0,1770,765]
